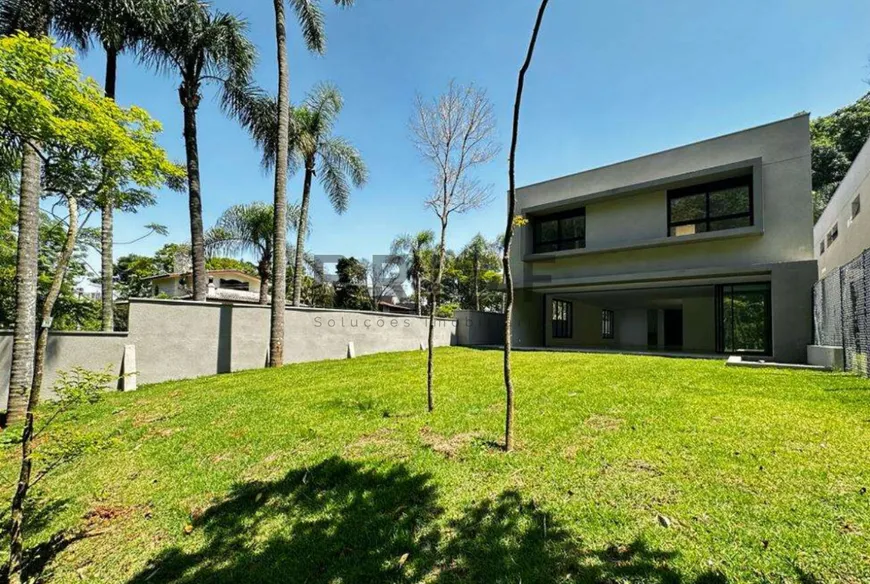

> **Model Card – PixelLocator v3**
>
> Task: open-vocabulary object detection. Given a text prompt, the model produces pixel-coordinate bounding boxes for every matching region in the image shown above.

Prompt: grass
[1,347,869,583]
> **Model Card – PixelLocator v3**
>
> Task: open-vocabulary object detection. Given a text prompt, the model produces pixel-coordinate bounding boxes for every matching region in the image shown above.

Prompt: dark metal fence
[813,248,870,374]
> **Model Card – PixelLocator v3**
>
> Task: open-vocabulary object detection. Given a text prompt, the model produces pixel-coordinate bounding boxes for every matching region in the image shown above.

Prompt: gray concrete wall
[814,136,870,278]
[1,299,459,402]
[682,295,716,353]
[771,260,817,363]
[455,310,505,346]
[512,115,813,289]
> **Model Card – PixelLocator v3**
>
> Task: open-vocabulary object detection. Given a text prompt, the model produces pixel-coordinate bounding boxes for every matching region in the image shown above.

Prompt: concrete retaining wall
[455,310,505,346]
[1,299,458,402]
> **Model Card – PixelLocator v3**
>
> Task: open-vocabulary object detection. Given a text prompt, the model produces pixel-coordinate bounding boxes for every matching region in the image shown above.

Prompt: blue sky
[71,0,870,274]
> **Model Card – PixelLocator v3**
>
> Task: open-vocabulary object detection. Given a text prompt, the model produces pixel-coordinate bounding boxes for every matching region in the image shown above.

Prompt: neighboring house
[814,135,870,278]
[377,301,415,314]
[509,114,817,363]
[143,270,263,304]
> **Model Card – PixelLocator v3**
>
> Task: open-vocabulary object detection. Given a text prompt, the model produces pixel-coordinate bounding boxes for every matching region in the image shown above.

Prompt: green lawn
[2,347,870,583]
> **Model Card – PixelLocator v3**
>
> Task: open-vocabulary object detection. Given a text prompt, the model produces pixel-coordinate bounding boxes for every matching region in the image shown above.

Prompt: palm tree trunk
[503,0,549,452]
[258,253,271,305]
[473,255,480,311]
[269,0,291,367]
[5,146,41,427]
[426,220,447,413]
[180,84,207,302]
[414,265,421,316]
[8,194,78,584]
[100,46,118,331]
[100,200,114,330]
[292,166,313,307]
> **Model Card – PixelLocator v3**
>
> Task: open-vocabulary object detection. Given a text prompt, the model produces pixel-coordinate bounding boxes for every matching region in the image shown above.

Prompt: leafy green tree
[114,253,158,299]
[141,0,255,302]
[457,233,501,312]
[0,34,179,580]
[51,0,172,331]
[205,256,258,276]
[391,230,434,315]
[205,201,301,304]
[334,257,370,310]
[811,92,870,220]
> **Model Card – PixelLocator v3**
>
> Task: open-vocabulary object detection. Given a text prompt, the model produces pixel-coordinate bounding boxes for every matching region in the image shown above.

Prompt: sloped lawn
[1,347,869,583]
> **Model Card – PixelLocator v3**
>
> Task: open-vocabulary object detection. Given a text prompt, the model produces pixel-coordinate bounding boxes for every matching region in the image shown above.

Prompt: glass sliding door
[715,283,772,355]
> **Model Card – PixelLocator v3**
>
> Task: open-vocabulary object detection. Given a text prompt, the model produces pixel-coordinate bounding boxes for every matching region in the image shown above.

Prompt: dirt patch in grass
[585,414,624,432]
[419,427,479,458]
[623,459,662,476]
[82,504,150,530]
[561,436,597,460]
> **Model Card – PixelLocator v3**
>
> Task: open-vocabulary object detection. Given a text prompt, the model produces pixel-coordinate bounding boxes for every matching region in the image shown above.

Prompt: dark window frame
[601,309,614,339]
[852,195,861,220]
[552,299,573,339]
[667,175,753,237]
[532,208,586,253]
[827,223,838,246]
[714,282,772,355]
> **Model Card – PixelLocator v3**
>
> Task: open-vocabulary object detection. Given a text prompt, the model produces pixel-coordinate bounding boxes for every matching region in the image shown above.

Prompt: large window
[601,309,614,339]
[533,208,585,253]
[667,175,753,237]
[715,283,771,355]
[552,299,573,339]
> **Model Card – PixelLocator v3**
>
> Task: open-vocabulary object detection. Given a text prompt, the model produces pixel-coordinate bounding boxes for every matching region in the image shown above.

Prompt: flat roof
[518,113,809,192]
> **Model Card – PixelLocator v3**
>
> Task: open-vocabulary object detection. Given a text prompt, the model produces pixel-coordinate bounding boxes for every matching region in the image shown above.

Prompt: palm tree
[392,230,434,315]
[289,84,367,306]
[51,0,170,331]
[230,83,367,309]
[141,0,255,302]
[205,201,301,305]
[0,0,50,430]
[503,0,550,451]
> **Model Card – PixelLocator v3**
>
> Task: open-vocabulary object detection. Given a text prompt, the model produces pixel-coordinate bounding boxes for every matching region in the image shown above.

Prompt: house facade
[509,115,817,363]
[814,135,870,278]
[143,270,263,303]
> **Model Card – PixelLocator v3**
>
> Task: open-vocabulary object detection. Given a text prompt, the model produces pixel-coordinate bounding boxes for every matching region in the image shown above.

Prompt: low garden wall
[0,299,468,402]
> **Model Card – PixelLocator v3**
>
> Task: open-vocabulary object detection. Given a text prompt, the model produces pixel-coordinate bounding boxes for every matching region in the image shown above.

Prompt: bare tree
[411,80,499,412]
[362,255,404,310]
[503,0,549,451]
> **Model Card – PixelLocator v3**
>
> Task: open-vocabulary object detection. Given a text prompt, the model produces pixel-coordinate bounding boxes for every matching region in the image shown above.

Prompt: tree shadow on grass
[128,457,727,584]
[128,456,443,583]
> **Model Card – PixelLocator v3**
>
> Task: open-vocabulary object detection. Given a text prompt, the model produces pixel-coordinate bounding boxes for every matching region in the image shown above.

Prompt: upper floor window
[819,240,825,255]
[827,223,838,246]
[533,208,585,253]
[667,175,752,237]
[552,299,573,338]
[852,195,861,220]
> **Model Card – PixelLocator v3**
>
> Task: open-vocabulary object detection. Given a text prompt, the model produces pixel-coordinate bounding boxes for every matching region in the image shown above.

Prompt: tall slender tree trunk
[503,0,549,452]
[473,255,480,311]
[414,263,421,316]
[269,0,291,367]
[100,46,118,330]
[31,196,79,404]
[426,220,447,412]
[292,165,314,307]
[180,84,206,302]
[258,252,272,305]
[6,146,41,426]
[8,195,78,584]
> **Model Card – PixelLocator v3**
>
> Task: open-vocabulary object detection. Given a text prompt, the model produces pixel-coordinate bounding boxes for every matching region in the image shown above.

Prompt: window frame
[601,309,614,339]
[852,195,861,221]
[551,299,573,339]
[666,175,754,238]
[532,208,586,254]
[827,223,838,246]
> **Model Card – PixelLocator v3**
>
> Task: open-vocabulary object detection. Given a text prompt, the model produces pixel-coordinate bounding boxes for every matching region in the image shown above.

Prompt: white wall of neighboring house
[814,136,870,278]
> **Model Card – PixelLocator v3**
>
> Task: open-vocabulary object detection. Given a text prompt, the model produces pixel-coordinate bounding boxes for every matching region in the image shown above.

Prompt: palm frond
[303,82,343,136]
[288,0,325,54]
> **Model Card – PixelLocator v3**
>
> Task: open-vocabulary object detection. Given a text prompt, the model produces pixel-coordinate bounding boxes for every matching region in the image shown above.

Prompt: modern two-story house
[509,114,817,363]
